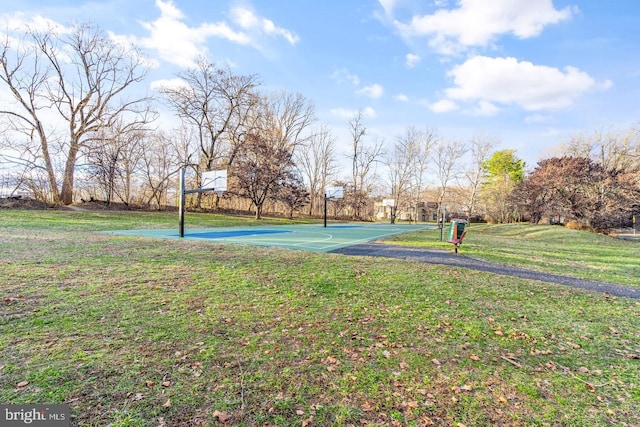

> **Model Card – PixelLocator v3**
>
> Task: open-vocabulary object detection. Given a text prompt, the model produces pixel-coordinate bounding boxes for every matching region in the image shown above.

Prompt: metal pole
[440,204,446,242]
[324,193,327,228]
[179,167,185,238]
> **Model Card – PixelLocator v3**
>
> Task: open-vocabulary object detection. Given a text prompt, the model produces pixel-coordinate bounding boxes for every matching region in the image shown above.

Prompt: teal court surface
[103,223,435,252]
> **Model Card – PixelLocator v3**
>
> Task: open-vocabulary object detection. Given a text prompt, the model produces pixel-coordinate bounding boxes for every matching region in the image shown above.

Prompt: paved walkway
[330,243,640,299]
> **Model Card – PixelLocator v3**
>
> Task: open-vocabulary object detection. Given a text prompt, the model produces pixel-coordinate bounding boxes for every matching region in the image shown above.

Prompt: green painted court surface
[103,223,435,252]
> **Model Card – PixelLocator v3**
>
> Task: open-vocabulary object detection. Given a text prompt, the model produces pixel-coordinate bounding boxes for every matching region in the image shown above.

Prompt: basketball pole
[324,193,327,228]
[179,167,185,238]
[179,168,227,238]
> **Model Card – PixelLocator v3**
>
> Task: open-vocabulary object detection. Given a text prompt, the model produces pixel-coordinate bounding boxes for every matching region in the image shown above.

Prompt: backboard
[325,186,344,199]
[201,169,227,192]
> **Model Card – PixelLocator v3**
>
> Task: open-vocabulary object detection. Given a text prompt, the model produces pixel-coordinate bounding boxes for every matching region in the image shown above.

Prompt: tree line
[1,24,639,229]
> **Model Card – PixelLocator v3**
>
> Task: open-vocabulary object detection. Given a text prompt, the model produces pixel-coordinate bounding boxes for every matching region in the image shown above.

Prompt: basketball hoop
[179,168,228,237]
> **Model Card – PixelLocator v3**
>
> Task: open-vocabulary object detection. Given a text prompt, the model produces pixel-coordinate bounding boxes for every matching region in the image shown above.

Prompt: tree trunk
[39,130,60,204]
[60,142,80,205]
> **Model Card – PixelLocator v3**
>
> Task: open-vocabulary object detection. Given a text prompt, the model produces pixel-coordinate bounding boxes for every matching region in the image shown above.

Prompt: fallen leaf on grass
[213,410,229,422]
[401,400,419,409]
[162,399,171,408]
[16,381,29,388]
[431,359,441,366]
[161,381,171,387]
[469,354,480,361]
[146,380,154,387]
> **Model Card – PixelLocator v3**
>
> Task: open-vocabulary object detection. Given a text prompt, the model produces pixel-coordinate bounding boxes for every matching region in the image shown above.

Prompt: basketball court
[103,223,435,253]
[104,169,434,252]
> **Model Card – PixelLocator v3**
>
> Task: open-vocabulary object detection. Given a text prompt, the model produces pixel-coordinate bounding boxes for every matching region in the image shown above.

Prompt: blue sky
[2,0,639,168]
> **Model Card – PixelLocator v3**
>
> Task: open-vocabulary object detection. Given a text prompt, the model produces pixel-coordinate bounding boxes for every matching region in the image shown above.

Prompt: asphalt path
[329,243,640,300]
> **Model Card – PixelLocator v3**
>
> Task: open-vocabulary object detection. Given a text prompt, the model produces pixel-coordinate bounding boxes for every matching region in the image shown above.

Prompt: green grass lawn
[385,222,640,288]
[1,210,638,426]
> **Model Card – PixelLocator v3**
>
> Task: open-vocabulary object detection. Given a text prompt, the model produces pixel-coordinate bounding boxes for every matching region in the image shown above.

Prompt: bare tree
[464,133,498,222]
[158,59,260,188]
[228,90,315,218]
[274,171,309,219]
[515,156,639,230]
[86,118,148,205]
[258,91,315,150]
[296,125,338,215]
[139,131,180,209]
[433,139,468,220]
[560,127,640,174]
[346,111,384,219]
[0,23,152,204]
[385,131,420,223]
[231,133,297,219]
[404,126,438,222]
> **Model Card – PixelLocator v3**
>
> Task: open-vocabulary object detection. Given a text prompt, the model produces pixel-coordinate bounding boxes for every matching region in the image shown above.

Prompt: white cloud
[542,127,561,137]
[428,99,458,113]
[330,106,377,119]
[331,68,360,86]
[150,77,188,91]
[330,107,358,120]
[2,12,71,34]
[357,83,384,99]
[230,6,299,45]
[331,68,383,99]
[362,106,377,118]
[392,0,576,55]
[443,56,605,111]
[472,100,500,116]
[406,53,420,68]
[525,114,551,123]
[395,93,409,102]
[378,0,399,16]
[126,0,297,68]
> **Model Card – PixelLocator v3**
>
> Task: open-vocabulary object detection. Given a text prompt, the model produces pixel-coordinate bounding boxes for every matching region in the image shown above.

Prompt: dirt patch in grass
[0,197,53,210]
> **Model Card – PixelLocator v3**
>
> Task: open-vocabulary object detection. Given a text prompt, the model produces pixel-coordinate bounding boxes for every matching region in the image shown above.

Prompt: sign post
[440,204,447,241]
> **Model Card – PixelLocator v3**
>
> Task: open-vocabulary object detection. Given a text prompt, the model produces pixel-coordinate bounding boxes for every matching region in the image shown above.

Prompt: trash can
[448,219,467,242]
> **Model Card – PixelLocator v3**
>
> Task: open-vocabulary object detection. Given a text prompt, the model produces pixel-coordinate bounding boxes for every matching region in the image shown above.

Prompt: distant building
[374,200,439,222]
